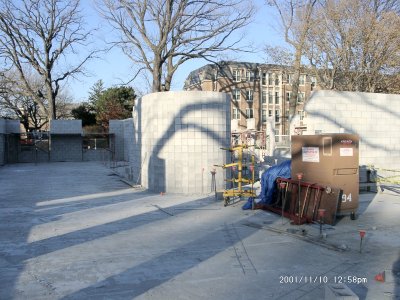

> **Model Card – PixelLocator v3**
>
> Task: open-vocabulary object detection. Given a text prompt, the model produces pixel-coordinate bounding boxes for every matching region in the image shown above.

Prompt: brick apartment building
[184,61,318,139]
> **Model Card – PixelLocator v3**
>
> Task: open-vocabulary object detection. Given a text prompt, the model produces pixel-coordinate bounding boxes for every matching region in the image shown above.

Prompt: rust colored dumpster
[291,134,359,216]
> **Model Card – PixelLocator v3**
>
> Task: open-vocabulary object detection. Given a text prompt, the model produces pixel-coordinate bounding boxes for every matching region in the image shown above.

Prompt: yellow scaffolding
[215,144,256,206]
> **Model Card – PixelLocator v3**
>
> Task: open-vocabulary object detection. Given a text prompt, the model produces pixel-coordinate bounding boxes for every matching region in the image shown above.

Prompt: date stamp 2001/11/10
[279,275,368,285]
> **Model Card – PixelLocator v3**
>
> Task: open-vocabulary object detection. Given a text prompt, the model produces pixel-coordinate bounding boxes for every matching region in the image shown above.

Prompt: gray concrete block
[6,120,20,134]
[0,134,4,166]
[0,119,5,134]
[133,91,229,194]
[50,120,82,134]
[300,91,400,171]
[50,136,82,162]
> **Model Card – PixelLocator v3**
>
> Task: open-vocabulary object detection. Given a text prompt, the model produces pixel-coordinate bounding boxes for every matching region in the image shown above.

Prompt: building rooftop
[183,61,294,89]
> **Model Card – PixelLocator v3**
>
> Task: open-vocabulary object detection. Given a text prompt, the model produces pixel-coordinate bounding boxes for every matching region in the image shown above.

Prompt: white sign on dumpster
[302,147,320,162]
[340,148,353,156]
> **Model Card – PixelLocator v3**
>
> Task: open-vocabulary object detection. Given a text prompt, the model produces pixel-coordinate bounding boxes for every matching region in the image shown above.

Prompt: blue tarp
[242,160,291,210]
[259,160,291,205]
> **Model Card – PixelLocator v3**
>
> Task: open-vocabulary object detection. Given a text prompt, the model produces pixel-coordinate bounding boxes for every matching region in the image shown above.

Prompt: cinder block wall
[50,135,82,162]
[0,119,5,165]
[0,119,20,165]
[134,91,230,194]
[50,120,83,162]
[123,119,134,162]
[293,91,400,174]
[109,120,125,161]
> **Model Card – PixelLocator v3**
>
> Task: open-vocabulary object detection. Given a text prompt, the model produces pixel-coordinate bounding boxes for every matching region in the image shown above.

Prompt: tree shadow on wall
[139,98,230,193]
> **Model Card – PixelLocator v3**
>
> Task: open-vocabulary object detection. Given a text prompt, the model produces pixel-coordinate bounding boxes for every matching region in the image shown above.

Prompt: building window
[246,70,254,82]
[262,109,267,122]
[275,92,279,104]
[262,72,267,85]
[287,73,293,84]
[286,110,289,119]
[299,74,305,85]
[286,92,291,102]
[311,76,317,90]
[275,110,280,123]
[246,108,254,119]
[298,110,305,121]
[232,89,240,101]
[311,76,317,85]
[297,92,305,103]
[262,90,267,104]
[275,74,279,86]
[268,109,273,117]
[268,73,273,85]
[233,69,241,82]
[268,91,273,104]
[246,90,253,102]
[233,108,240,120]
[275,129,280,142]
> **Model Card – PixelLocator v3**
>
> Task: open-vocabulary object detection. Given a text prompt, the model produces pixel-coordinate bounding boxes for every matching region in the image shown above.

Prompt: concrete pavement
[0,162,399,299]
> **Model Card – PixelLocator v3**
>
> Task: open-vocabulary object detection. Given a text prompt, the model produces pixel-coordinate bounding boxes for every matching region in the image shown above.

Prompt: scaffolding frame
[215,144,256,206]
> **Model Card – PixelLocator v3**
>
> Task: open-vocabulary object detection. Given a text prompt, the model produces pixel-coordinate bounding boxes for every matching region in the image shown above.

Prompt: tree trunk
[152,70,161,92]
[46,81,56,120]
[152,58,163,92]
[289,47,302,121]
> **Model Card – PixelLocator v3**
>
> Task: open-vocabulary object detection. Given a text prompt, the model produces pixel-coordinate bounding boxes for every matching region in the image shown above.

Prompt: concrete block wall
[0,119,5,134]
[123,119,135,162]
[50,120,82,134]
[109,120,125,161]
[51,135,82,162]
[292,90,400,173]
[49,120,83,162]
[0,119,5,165]
[0,134,4,166]
[0,119,20,165]
[6,120,21,133]
[135,91,230,194]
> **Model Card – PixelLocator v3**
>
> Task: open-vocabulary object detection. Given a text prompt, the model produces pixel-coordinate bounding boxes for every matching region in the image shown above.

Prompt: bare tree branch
[268,0,317,119]
[304,0,400,93]
[0,0,98,120]
[98,0,255,92]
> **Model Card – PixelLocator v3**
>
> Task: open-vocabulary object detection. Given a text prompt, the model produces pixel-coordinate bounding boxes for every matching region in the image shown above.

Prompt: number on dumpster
[341,193,352,202]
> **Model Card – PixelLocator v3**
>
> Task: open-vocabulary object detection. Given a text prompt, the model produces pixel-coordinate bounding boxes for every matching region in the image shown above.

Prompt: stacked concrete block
[50,120,83,162]
[50,119,82,134]
[123,119,135,162]
[292,90,400,176]
[0,119,5,165]
[109,120,125,161]
[134,91,230,194]
[5,120,20,134]
[0,119,20,165]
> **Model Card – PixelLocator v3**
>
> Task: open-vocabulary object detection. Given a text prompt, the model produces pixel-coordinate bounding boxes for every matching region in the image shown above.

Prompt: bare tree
[0,0,96,120]
[263,45,294,66]
[305,0,400,93]
[268,0,317,119]
[0,71,74,131]
[98,0,254,92]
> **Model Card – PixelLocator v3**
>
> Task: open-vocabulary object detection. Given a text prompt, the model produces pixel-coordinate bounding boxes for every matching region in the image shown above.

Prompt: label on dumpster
[302,147,320,162]
[340,148,353,156]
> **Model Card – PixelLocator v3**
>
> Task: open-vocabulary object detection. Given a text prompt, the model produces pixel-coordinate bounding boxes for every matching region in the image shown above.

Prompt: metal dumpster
[291,134,359,216]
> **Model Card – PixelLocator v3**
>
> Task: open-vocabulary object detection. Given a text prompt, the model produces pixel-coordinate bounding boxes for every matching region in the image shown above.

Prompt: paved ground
[0,162,399,300]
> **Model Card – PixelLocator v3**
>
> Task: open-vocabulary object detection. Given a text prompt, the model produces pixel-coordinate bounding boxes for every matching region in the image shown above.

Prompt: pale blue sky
[67,0,285,102]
